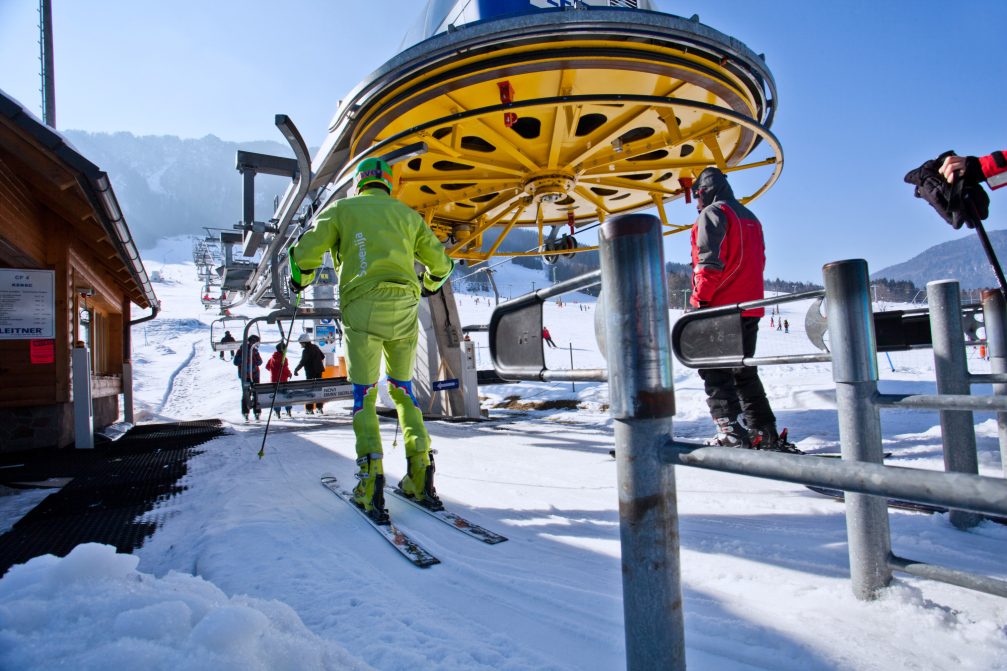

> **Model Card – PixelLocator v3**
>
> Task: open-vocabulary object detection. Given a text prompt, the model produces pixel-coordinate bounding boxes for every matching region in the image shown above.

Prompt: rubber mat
[0,420,226,576]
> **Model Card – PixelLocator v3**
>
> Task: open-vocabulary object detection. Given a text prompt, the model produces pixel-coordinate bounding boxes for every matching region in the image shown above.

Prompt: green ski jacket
[291,189,453,306]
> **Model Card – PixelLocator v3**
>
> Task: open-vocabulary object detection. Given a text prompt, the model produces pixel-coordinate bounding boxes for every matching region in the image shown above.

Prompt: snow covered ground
[1,237,1006,670]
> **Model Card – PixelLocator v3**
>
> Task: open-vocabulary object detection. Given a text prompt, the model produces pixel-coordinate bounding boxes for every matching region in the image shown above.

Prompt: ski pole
[972,220,1007,298]
[258,293,302,459]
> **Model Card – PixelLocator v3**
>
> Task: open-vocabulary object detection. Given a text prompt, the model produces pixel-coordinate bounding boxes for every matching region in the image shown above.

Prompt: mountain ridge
[871,228,1007,290]
[64,130,295,249]
[66,131,1005,291]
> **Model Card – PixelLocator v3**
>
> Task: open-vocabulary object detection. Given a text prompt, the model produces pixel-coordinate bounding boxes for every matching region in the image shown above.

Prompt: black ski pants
[305,371,325,413]
[698,316,775,428]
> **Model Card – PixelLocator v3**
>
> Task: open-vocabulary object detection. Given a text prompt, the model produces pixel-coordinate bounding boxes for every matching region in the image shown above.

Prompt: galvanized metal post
[982,289,1007,479]
[122,362,134,424]
[822,259,892,599]
[928,280,982,529]
[40,0,56,128]
[72,344,94,449]
[599,213,683,671]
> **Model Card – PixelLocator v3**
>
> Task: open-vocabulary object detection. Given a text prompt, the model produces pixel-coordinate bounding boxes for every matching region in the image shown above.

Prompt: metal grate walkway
[0,420,226,575]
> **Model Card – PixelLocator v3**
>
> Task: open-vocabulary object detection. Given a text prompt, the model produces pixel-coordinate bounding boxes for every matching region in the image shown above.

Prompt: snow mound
[0,543,372,671]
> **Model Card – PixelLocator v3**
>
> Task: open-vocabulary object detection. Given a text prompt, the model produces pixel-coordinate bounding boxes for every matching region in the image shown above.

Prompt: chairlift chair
[239,307,351,413]
[211,315,257,353]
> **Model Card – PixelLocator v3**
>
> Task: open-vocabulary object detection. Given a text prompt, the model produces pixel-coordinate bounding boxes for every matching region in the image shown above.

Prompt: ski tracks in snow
[158,340,197,414]
[160,336,240,419]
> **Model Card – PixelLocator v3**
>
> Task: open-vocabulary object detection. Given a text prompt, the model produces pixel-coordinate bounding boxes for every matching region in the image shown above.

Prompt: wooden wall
[0,158,126,409]
[0,156,47,265]
[0,158,62,408]
[0,121,143,448]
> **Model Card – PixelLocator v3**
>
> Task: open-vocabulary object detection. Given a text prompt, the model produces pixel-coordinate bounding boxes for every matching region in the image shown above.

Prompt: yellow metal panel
[337,27,780,261]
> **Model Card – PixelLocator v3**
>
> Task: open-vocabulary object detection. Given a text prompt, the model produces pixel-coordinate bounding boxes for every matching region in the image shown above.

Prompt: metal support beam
[874,392,1007,412]
[242,169,256,228]
[72,345,93,449]
[888,555,1007,598]
[599,213,684,671]
[663,442,1007,518]
[982,288,1007,479]
[822,259,892,599]
[928,280,981,529]
[122,362,134,424]
[40,0,55,128]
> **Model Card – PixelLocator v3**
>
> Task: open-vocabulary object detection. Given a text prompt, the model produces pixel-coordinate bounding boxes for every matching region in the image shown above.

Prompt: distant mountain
[871,229,1007,290]
[64,131,295,249]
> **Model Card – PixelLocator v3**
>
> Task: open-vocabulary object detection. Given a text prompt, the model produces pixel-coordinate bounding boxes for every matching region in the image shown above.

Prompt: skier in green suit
[288,157,454,524]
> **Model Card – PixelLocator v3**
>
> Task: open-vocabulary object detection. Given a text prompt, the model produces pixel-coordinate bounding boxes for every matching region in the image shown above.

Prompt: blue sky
[1,0,1005,283]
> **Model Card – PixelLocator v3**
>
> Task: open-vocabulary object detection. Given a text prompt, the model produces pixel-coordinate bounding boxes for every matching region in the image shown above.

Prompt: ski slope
[1,237,1006,670]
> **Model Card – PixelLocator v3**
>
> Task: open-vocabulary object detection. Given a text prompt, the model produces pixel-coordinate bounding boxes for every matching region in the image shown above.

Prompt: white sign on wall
[0,269,55,339]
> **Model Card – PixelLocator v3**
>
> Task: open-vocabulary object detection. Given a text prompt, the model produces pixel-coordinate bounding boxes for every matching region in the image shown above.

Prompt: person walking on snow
[542,326,557,348]
[266,341,294,418]
[288,157,454,523]
[293,333,326,415]
[233,334,262,421]
[783,319,789,334]
[689,167,799,453]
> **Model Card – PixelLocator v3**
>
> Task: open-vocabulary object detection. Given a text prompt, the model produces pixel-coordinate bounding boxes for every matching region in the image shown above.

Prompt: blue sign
[316,324,337,353]
[432,378,460,391]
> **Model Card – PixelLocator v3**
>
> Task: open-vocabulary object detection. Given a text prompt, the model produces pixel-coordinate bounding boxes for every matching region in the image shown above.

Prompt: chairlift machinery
[217,0,782,418]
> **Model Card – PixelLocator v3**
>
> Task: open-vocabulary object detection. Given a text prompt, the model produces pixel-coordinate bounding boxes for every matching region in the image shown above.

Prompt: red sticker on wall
[30,339,54,364]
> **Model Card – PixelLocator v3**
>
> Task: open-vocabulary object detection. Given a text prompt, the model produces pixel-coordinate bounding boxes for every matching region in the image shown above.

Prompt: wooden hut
[0,90,159,450]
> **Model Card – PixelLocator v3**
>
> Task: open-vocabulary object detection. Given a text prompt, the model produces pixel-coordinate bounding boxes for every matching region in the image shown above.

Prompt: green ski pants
[343,283,430,461]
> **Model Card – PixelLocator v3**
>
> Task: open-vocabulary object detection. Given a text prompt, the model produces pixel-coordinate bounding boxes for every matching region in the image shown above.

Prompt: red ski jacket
[690,200,766,317]
[266,351,292,383]
[980,150,1006,190]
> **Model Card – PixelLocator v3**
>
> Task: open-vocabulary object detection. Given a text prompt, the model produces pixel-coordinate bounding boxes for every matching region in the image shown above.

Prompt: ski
[811,452,893,459]
[804,484,1007,524]
[806,484,950,514]
[386,487,509,545]
[320,475,440,568]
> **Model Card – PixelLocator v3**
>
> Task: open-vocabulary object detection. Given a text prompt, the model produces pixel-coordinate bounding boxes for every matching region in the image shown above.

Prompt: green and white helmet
[355,157,393,192]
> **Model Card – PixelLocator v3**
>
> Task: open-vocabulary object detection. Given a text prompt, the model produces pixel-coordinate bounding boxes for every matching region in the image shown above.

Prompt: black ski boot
[750,425,803,454]
[706,417,753,448]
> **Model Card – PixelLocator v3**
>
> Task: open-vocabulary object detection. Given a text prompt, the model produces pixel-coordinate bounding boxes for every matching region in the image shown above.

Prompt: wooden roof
[0,90,157,310]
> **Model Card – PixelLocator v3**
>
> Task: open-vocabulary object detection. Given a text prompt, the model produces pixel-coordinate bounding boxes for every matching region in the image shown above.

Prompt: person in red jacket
[690,167,798,453]
[940,150,1007,191]
[265,341,294,418]
[542,326,557,348]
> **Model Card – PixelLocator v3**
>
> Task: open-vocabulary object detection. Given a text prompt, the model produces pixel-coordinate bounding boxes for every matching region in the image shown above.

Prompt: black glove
[684,300,708,313]
[961,156,986,186]
[905,151,989,230]
[287,251,314,293]
[419,274,441,298]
